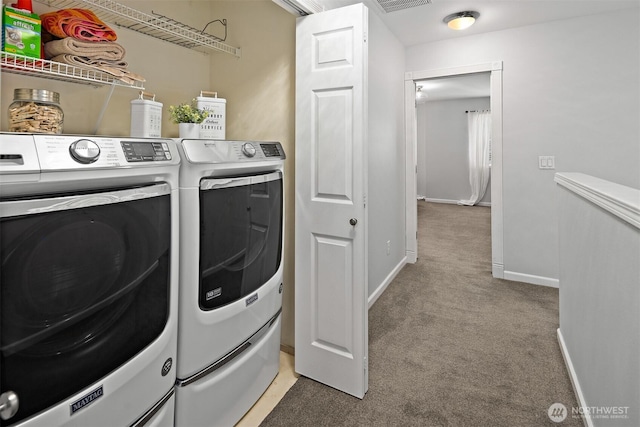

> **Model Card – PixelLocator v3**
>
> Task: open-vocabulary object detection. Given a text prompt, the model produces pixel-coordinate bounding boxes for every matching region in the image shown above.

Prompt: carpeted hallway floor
[260,202,580,427]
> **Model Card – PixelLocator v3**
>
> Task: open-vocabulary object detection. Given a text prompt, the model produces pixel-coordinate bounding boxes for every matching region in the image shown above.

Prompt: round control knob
[241,142,257,158]
[69,139,100,164]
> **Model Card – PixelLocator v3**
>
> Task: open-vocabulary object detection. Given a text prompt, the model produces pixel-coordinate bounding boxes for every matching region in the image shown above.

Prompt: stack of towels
[41,8,144,85]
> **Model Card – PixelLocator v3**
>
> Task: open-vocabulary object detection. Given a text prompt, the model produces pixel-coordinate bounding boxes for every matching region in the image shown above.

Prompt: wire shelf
[33,0,241,57]
[1,52,145,89]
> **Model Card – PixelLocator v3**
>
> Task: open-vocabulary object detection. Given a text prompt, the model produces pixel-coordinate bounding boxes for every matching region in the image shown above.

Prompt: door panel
[312,234,353,354]
[295,3,368,399]
[314,28,353,68]
[314,89,353,200]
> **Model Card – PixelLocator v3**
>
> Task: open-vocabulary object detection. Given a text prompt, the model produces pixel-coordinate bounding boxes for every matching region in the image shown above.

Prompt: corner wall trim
[368,256,407,309]
[555,172,640,230]
[503,270,559,288]
[557,328,593,427]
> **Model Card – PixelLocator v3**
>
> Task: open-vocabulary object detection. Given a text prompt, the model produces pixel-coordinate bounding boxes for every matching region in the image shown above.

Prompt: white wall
[417,97,491,205]
[557,173,639,427]
[406,10,640,282]
[367,12,406,298]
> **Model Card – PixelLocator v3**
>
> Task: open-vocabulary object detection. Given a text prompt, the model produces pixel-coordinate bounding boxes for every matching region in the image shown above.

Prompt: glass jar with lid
[8,89,64,134]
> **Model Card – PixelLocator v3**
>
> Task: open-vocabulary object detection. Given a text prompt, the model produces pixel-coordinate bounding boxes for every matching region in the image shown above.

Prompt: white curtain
[458,110,492,206]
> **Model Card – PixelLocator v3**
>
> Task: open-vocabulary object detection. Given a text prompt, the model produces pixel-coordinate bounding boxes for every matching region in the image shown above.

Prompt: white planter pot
[179,123,200,138]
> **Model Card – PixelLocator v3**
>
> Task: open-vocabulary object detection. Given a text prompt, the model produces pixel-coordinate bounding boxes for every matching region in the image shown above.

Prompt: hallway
[259,202,580,426]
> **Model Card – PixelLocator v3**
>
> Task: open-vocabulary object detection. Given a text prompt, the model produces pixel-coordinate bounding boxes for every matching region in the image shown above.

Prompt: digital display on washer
[121,141,172,162]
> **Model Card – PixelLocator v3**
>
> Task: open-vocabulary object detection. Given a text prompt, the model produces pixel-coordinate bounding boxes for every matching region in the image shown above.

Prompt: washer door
[0,183,172,426]
[198,171,283,310]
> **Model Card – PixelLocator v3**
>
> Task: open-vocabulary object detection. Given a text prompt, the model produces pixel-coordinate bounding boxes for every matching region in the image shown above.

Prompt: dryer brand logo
[70,386,104,415]
[161,357,173,377]
[245,293,258,307]
[206,287,222,300]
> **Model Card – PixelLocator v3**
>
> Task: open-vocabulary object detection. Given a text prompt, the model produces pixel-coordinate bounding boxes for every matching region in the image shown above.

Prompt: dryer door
[198,171,283,310]
[0,183,172,426]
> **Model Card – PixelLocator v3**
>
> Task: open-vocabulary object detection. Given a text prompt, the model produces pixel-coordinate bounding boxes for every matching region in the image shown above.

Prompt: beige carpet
[261,202,580,427]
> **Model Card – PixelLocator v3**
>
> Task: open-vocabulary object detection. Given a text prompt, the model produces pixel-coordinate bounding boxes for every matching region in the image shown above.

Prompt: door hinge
[363,194,367,208]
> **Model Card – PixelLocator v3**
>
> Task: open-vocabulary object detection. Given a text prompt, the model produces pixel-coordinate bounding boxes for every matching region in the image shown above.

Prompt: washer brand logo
[70,386,104,415]
[246,293,258,307]
[206,288,222,300]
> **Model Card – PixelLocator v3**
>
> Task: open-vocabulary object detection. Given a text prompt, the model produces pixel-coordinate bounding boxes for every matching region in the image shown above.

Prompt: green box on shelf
[2,5,41,59]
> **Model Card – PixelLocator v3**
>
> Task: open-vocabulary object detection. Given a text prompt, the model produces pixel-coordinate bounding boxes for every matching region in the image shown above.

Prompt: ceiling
[313,0,638,101]
[317,0,639,47]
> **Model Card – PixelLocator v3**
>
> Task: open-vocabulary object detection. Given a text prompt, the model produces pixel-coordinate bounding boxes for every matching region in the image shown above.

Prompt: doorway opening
[415,72,491,206]
[404,62,504,278]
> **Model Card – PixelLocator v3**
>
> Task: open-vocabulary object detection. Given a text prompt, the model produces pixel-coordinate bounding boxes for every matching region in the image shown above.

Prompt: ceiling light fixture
[443,11,479,30]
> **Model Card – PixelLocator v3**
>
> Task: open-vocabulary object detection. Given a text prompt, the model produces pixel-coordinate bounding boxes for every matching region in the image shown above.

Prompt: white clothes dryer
[0,133,180,427]
[174,139,285,427]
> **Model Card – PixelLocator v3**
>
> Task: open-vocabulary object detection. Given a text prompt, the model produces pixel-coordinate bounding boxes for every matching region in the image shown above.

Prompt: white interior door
[294,3,369,399]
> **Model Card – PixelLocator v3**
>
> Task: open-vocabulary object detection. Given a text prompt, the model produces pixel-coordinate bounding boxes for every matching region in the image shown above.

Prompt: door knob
[349,218,357,226]
[0,391,19,421]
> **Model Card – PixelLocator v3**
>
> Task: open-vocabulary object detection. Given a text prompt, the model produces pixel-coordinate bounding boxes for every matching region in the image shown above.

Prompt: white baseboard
[503,270,559,288]
[424,197,491,207]
[557,328,591,427]
[368,256,407,309]
[492,263,504,279]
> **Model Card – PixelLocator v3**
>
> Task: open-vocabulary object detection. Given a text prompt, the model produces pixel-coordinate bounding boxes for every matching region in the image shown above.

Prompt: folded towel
[49,54,145,85]
[44,38,125,61]
[40,8,117,42]
[50,53,128,70]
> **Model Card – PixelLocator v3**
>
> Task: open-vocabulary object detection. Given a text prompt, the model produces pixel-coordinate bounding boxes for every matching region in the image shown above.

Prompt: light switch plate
[539,156,555,170]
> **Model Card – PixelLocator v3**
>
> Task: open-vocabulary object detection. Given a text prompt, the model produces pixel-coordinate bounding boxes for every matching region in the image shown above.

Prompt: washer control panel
[32,135,179,170]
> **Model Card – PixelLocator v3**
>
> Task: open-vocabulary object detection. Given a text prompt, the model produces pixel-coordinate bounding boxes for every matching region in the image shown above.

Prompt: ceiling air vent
[272,0,324,16]
[375,0,431,13]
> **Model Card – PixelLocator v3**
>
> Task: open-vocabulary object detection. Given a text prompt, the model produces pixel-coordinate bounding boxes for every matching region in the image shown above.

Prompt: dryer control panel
[180,139,285,164]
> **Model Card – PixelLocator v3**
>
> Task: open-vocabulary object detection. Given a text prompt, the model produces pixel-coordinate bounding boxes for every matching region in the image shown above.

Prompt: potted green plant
[168,99,209,138]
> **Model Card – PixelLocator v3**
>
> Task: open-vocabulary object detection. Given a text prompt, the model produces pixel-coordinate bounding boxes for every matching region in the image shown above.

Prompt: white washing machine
[174,139,285,427]
[0,133,180,427]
